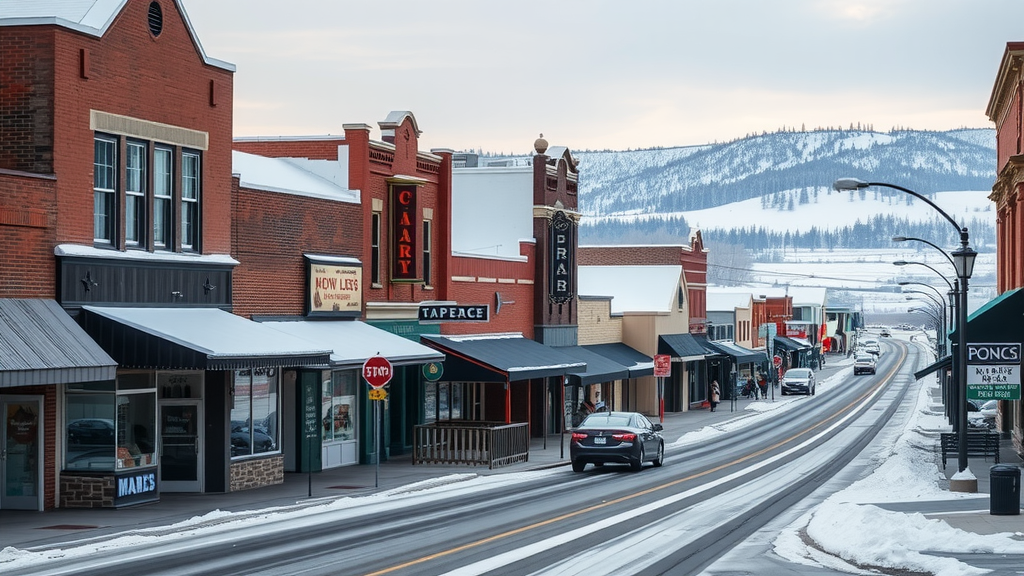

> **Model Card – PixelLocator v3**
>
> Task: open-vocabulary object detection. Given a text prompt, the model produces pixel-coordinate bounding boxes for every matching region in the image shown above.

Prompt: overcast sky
[185,0,1024,154]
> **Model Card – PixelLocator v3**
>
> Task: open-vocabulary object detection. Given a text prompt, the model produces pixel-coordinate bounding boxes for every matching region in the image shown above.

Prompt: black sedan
[570,411,664,472]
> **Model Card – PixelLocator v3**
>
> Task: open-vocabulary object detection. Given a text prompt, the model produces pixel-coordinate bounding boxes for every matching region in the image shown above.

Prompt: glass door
[1,396,43,510]
[159,401,202,492]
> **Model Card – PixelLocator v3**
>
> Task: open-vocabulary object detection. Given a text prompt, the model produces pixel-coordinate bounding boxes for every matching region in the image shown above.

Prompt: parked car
[781,368,816,395]
[880,328,891,337]
[853,353,876,375]
[67,418,116,447]
[231,420,275,456]
[570,411,664,472]
[861,338,881,356]
[968,399,998,429]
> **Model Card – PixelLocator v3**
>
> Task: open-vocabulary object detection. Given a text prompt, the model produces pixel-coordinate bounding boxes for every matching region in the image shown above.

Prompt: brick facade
[0,1,235,510]
[985,42,1024,456]
[0,169,57,297]
[231,179,363,319]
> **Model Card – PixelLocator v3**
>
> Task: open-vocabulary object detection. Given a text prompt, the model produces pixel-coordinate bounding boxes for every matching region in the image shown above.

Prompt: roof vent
[148,2,163,37]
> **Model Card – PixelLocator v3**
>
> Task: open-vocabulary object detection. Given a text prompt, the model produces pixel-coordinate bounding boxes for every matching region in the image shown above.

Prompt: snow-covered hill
[570,128,996,249]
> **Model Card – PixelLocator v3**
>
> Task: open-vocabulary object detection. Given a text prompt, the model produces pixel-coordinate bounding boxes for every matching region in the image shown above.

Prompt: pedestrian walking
[710,380,721,412]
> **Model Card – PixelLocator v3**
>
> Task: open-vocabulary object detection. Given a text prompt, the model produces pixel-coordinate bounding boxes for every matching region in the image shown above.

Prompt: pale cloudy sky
[185,0,1024,154]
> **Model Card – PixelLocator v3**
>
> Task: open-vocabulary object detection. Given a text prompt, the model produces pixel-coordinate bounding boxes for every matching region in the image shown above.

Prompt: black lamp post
[835,178,977,476]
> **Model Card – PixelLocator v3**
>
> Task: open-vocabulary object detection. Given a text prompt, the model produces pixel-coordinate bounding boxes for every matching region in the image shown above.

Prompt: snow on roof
[232,151,358,203]
[578,265,682,314]
[706,291,752,312]
[55,243,239,265]
[0,0,235,72]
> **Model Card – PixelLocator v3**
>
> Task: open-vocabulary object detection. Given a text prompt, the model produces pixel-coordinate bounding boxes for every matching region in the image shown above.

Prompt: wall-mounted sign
[115,470,159,507]
[391,185,420,282]
[654,354,671,377]
[307,256,361,318]
[967,342,1022,400]
[548,210,574,304]
[418,303,489,323]
[422,362,444,381]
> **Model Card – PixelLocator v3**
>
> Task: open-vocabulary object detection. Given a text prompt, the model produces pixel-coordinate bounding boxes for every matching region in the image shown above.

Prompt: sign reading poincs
[966,343,1022,400]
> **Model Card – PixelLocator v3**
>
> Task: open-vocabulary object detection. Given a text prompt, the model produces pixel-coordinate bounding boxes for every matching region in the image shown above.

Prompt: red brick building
[0,0,338,510]
[984,42,1024,454]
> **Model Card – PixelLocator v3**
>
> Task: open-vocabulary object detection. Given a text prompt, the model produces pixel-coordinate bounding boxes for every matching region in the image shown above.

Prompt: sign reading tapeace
[362,355,393,389]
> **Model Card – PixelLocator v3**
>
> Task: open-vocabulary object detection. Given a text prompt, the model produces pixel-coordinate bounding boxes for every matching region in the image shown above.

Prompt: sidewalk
[1,356,1020,552]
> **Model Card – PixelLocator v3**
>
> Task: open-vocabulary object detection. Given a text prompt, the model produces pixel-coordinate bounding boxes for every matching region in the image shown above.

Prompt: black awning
[774,335,812,351]
[704,340,765,364]
[582,343,654,378]
[949,288,1024,343]
[658,333,711,361]
[555,346,630,385]
[80,306,332,371]
[421,334,587,382]
[0,299,117,387]
[915,355,952,380]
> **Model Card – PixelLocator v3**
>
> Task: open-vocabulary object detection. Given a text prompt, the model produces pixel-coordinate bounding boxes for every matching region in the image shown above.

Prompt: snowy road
[2,340,930,576]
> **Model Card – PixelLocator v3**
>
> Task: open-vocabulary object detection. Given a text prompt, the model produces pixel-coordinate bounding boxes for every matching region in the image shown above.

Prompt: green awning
[949,288,1024,343]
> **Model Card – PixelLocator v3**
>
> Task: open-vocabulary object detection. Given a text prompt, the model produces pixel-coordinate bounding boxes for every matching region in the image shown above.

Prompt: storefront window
[424,381,437,423]
[231,368,279,458]
[435,383,463,421]
[322,371,356,443]
[65,375,156,471]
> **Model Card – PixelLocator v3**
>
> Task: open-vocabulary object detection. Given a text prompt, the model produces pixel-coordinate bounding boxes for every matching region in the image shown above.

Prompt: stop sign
[772,355,783,368]
[362,355,393,389]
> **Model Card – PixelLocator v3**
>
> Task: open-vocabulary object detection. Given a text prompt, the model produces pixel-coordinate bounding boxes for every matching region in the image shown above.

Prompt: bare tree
[706,242,753,286]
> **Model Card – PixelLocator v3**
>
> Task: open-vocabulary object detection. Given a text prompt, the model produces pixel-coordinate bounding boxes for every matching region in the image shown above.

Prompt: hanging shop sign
[548,210,574,304]
[306,255,362,318]
[391,184,420,282]
[967,342,1021,400]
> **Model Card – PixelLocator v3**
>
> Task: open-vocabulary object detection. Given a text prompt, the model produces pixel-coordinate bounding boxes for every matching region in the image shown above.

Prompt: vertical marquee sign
[391,184,419,282]
[966,342,1022,400]
[549,210,574,304]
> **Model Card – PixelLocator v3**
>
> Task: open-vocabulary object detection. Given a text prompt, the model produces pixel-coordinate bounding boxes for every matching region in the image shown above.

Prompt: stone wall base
[60,474,115,508]
[230,454,284,492]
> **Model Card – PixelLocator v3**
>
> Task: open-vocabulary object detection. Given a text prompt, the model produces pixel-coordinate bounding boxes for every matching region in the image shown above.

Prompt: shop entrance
[1,396,43,510]
[159,400,203,492]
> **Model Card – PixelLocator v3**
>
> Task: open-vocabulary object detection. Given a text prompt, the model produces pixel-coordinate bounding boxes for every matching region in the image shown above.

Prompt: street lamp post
[835,178,977,477]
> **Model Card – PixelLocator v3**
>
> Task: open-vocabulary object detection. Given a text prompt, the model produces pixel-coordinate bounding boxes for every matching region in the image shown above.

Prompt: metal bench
[939,432,1000,467]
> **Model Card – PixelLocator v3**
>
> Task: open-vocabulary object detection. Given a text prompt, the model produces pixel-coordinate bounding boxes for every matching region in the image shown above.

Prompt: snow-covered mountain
[573,128,997,249]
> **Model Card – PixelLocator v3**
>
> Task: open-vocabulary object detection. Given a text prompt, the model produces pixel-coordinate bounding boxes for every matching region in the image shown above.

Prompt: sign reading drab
[548,211,574,304]
[391,185,420,282]
[967,342,1022,400]
[307,258,361,318]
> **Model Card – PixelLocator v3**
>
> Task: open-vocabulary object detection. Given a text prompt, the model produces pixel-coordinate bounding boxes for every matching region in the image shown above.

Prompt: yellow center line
[364,343,909,576]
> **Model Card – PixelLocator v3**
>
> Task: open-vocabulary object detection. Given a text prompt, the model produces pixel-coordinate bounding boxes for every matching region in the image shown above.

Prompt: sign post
[363,355,394,488]
[654,354,671,423]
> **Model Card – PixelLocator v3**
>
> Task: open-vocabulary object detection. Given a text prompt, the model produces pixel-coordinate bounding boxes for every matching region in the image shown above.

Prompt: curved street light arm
[834,178,966,244]
[898,281,947,304]
[892,236,957,271]
[893,260,955,291]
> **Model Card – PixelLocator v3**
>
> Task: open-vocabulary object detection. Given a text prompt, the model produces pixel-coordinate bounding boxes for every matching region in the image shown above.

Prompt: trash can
[989,464,1021,516]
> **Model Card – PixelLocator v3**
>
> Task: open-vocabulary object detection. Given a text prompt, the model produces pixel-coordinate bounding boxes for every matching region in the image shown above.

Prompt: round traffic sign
[772,355,783,368]
[363,355,393,389]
